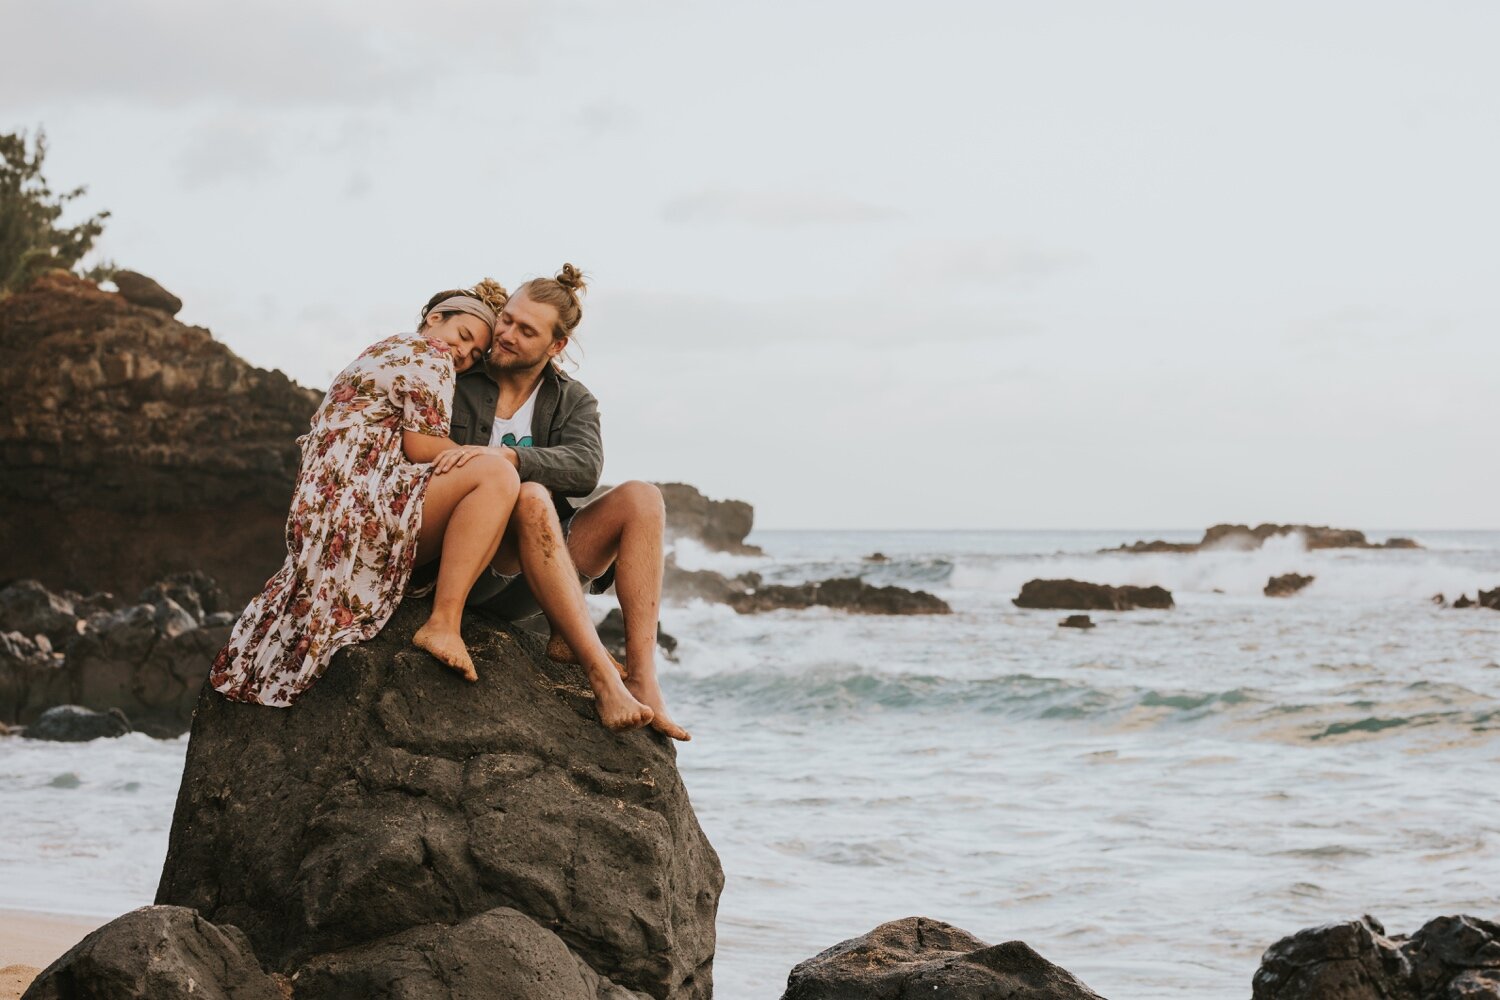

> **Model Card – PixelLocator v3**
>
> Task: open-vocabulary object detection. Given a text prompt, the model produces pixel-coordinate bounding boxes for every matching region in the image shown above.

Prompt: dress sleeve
[395,337,455,437]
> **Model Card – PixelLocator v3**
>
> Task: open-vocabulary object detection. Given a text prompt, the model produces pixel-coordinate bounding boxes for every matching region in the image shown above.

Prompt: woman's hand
[431,445,493,475]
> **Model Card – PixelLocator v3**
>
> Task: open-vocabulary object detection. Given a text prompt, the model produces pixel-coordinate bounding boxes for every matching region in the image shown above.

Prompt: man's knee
[516,481,557,524]
[614,480,665,524]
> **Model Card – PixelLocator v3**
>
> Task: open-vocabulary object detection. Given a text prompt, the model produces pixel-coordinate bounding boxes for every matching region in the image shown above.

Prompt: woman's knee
[466,453,520,495]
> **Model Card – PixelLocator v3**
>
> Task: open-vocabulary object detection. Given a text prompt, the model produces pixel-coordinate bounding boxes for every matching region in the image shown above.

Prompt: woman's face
[425,312,493,372]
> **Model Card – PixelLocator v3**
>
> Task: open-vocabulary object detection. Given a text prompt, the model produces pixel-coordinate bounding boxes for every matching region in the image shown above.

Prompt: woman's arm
[402,430,457,463]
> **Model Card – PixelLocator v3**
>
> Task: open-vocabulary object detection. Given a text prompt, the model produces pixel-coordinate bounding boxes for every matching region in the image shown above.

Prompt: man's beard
[485,351,541,376]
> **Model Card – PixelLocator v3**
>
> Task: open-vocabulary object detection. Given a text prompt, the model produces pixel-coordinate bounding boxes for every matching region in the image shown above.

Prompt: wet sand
[0,910,104,999]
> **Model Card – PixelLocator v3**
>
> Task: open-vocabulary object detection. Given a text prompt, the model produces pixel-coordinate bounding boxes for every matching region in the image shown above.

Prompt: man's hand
[431,445,492,475]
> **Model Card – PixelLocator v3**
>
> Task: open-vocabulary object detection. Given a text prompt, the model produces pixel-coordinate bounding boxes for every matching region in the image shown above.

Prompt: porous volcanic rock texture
[155,596,722,1000]
[0,271,320,602]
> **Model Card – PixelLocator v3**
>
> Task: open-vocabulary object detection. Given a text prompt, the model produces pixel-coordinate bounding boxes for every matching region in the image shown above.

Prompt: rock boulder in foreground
[1013,579,1174,611]
[1265,573,1315,597]
[1252,914,1500,1000]
[155,596,721,1000]
[780,916,1105,1000]
[21,905,284,1000]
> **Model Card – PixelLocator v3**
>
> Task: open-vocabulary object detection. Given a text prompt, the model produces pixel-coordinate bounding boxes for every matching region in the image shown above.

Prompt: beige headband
[429,294,497,332]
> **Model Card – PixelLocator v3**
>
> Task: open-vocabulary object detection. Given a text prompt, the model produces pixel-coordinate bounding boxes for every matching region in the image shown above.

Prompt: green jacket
[448,363,603,525]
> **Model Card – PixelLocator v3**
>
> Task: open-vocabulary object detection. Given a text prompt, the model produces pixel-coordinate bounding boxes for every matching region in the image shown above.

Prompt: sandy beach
[0,910,103,999]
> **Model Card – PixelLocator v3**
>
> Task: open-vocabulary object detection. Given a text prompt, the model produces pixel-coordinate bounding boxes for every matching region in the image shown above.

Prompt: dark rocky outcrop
[24,704,131,741]
[110,270,183,316]
[1252,914,1500,1000]
[20,904,284,1000]
[0,271,321,603]
[0,575,231,736]
[729,577,950,615]
[1109,524,1422,554]
[595,607,677,662]
[656,482,761,555]
[155,596,721,1000]
[1481,588,1500,611]
[1013,579,1174,611]
[662,560,950,615]
[293,907,650,1000]
[1059,615,1095,629]
[1455,594,1476,609]
[779,916,1105,1000]
[1265,573,1315,598]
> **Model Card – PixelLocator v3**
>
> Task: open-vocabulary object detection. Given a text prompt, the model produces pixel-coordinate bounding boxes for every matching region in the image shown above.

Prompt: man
[427,267,689,741]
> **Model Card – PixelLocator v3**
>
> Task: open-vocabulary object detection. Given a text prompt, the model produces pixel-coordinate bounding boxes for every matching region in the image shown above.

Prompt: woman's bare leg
[497,484,652,731]
[411,455,518,680]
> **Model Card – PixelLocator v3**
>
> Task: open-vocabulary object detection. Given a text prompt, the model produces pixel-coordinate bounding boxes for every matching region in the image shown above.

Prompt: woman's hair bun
[555,263,588,296]
[472,277,509,313]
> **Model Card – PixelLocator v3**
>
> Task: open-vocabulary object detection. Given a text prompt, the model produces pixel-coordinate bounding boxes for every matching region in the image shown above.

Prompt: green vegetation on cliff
[0,128,111,293]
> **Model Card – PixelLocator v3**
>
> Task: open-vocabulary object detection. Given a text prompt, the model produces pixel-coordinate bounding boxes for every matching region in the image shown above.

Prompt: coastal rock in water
[730,577,951,615]
[780,916,1105,1000]
[20,904,283,1000]
[1265,573,1315,598]
[293,907,650,1000]
[155,596,721,999]
[864,552,890,563]
[0,580,82,646]
[25,704,131,741]
[1252,914,1500,1000]
[1479,588,1500,611]
[110,270,184,315]
[1059,615,1096,629]
[0,575,230,736]
[0,271,322,603]
[1014,579,1174,611]
[1454,595,1476,609]
[656,482,761,555]
[1109,525,1424,554]
[596,607,677,662]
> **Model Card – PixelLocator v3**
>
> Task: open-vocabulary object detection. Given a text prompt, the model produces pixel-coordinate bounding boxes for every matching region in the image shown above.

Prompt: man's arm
[513,388,603,497]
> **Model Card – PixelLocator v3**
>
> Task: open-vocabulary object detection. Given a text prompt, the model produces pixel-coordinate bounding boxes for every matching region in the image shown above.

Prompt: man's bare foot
[547,632,627,678]
[626,673,691,742]
[413,623,478,682]
[587,667,654,732]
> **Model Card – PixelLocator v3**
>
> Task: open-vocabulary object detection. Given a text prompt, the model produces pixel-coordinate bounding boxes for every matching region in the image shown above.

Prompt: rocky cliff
[0,271,321,602]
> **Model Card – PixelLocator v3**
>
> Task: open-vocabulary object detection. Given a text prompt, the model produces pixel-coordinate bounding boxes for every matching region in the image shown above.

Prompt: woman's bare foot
[626,673,691,741]
[413,622,478,682]
[585,665,654,732]
[547,633,627,678]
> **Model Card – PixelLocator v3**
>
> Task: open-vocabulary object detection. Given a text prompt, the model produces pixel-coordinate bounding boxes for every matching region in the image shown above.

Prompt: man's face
[488,291,565,372]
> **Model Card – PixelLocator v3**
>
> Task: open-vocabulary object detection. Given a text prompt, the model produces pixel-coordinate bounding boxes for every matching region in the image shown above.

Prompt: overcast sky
[7,1,1497,529]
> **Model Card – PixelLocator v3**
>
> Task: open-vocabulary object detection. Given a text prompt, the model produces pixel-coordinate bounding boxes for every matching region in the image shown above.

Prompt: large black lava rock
[1252,914,1500,1000]
[21,905,283,1000]
[780,916,1105,1000]
[155,596,721,1000]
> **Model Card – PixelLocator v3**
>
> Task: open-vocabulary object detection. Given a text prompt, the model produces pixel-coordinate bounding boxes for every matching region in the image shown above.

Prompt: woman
[210,280,522,707]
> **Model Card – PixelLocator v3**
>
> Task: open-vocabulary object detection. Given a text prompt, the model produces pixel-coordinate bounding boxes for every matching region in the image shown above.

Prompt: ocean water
[4,529,1500,998]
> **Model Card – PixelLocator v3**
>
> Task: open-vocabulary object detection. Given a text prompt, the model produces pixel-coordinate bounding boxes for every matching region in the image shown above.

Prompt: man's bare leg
[492,484,651,732]
[563,481,690,741]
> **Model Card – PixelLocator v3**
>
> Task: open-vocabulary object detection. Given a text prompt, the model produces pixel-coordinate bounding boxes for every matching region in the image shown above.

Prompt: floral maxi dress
[211,334,455,707]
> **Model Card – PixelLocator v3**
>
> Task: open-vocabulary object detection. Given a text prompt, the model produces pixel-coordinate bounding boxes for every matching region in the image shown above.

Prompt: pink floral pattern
[210,334,454,707]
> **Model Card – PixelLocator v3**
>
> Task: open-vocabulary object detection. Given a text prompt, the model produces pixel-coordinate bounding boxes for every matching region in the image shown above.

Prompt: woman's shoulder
[356,333,455,369]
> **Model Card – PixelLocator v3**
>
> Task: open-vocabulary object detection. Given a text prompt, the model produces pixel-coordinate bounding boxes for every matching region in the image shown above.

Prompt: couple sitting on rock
[208,266,689,741]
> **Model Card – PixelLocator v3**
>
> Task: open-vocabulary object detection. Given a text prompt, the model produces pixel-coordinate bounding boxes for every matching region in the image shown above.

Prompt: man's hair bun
[555,263,588,296]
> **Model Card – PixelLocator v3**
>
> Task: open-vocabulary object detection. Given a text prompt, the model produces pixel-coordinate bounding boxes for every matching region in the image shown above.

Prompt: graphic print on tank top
[489,383,539,448]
